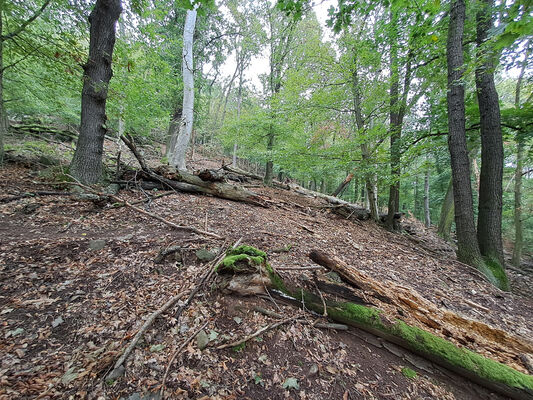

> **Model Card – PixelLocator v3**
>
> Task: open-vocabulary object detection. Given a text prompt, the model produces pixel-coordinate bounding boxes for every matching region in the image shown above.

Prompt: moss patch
[402,367,417,379]
[484,257,509,291]
[227,245,267,259]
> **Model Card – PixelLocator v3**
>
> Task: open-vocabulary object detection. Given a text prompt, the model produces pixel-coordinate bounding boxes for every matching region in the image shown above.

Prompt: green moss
[402,367,417,379]
[483,257,510,291]
[217,254,264,273]
[390,321,533,390]
[227,245,267,259]
[264,262,286,291]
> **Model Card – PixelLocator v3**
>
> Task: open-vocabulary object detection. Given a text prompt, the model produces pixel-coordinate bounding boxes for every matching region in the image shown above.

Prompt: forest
[0,0,532,399]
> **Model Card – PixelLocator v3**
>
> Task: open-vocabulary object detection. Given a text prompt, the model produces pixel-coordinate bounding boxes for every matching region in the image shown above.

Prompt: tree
[446,0,485,269]
[0,0,51,165]
[70,0,122,184]
[167,7,197,170]
[475,0,504,266]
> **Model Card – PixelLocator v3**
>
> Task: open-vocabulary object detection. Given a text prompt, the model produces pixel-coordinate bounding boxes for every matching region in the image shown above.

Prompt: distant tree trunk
[70,0,122,184]
[424,167,430,228]
[332,172,354,197]
[264,123,274,185]
[168,8,197,171]
[475,0,504,266]
[438,178,454,240]
[414,175,420,219]
[232,67,244,167]
[511,40,530,267]
[446,0,484,267]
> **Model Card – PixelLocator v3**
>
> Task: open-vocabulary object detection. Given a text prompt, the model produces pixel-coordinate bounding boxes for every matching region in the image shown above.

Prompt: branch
[1,0,52,41]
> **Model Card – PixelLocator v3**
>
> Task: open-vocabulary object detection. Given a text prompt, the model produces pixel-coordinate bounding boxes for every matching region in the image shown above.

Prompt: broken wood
[219,245,533,400]
[308,250,533,370]
[121,135,267,207]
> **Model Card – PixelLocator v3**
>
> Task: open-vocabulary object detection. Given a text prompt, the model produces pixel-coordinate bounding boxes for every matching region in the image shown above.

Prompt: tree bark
[424,167,431,228]
[446,0,484,267]
[475,0,504,266]
[437,178,454,240]
[511,40,530,267]
[168,8,197,171]
[332,172,354,197]
[70,0,122,184]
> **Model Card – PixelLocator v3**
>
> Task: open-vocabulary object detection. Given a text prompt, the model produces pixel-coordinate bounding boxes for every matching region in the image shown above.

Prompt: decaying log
[120,135,267,207]
[308,250,533,370]
[196,169,226,182]
[218,246,533,400]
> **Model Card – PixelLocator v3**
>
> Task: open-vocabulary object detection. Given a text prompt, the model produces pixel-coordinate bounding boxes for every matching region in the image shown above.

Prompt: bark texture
[437,178,454,240]
[168,8,197,170]
[475,0,504,266]
[446,0,484,267]
[70,0,122,184]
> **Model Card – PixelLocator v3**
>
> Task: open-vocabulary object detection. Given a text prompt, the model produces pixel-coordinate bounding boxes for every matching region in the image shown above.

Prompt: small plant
[401,367,417,379]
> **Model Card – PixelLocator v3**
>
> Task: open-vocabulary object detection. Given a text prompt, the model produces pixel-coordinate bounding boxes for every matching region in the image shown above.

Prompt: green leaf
[282,377,299,390]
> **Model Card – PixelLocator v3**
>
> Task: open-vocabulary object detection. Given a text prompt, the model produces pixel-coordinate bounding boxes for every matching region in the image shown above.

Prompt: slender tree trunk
[70,0,122,184]
[424,167,430,228]
[446,0,484,267]
[264,126,274,185]
[414,175,420,218]
[168,8,197,170]
[0,25,6,166]
[438,178,455,240]
[232,68,244,167]
[475,0,504,266]
[511,40,530,266]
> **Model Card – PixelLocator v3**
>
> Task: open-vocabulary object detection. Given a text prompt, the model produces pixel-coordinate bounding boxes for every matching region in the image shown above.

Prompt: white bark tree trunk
[168,8,197,171]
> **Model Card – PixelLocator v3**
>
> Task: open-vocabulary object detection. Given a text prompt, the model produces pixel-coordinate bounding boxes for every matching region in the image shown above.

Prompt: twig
[107,290,187,379]
[69,178,222,239]
[160,321,209,398]
[253,306,347,330]
[276,266,323,271]
[216,315,301,350]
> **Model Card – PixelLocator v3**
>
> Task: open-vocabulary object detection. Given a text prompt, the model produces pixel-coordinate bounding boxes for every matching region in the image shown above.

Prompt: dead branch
[216,315,301,350]
[108,290,187,379]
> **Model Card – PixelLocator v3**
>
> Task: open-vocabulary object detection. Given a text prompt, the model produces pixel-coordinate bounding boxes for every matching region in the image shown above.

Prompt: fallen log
[215,245,533,400]
[120,135,267,207]
[308,250,533,371]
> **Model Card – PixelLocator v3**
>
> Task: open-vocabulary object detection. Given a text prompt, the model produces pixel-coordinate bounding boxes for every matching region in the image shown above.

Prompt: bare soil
[1,153,532,400]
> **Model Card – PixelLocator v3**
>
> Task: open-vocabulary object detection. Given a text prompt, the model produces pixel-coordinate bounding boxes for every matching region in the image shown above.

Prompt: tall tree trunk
[386,11,401,231]
[475,0,504,266]
[424,167,431,228]
[446,0,485,267]
[232,67,244,167]
[168,8,197,171]
[0,22,6,166]
[414,175,420,219]
[511,40,530,266]
[437,178,454,240]
[264,126,274,185]
[70,0,122,184]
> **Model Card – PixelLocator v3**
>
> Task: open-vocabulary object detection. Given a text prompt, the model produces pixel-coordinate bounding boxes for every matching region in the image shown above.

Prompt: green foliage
[401,367,417,379]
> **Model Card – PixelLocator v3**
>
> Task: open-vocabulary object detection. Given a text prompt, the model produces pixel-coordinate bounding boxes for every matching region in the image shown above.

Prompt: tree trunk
[264,125,274,185]
[0,26,6,166]
[414,175,420,219]
[511,41,530,267]
[475,0,504,266]
[70,0,122,184]
[437,178,454,240]
[446,0,485,267]
[168,8,197,171]
[424,167,431,228]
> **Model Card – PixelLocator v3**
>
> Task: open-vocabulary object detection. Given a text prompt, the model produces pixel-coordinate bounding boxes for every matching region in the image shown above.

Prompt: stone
[196,329,209,350]
[195,248,216,262]
[325,271,342,283]
[105,183,121,195]
[89,239,106,251]
[106,365,125,381]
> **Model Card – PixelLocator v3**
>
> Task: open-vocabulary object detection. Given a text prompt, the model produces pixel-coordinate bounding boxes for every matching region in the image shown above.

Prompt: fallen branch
[160,321,209,398]
[108,290,187,379]
[70,179,222,239]
[216,315,301,350]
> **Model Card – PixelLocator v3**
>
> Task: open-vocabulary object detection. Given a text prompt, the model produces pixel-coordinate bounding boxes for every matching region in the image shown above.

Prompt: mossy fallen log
[216,245,533,400]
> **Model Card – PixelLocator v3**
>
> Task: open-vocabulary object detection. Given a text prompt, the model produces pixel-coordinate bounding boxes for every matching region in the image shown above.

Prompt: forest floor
[1,137,533,400]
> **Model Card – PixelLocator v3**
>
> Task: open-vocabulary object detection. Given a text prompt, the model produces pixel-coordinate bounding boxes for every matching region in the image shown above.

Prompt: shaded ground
[1,150,532,399]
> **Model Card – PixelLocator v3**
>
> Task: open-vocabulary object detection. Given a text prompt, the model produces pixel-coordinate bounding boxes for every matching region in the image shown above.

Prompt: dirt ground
[1,151,532,399]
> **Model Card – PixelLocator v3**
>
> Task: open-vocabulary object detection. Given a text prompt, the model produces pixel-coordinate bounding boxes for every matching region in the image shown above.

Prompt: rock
[106,365,125,381]
[38,155,60,166]
[52,316,64,328]
[196,329,209,350]
[195,248,216,262]
[89,239,106,251]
